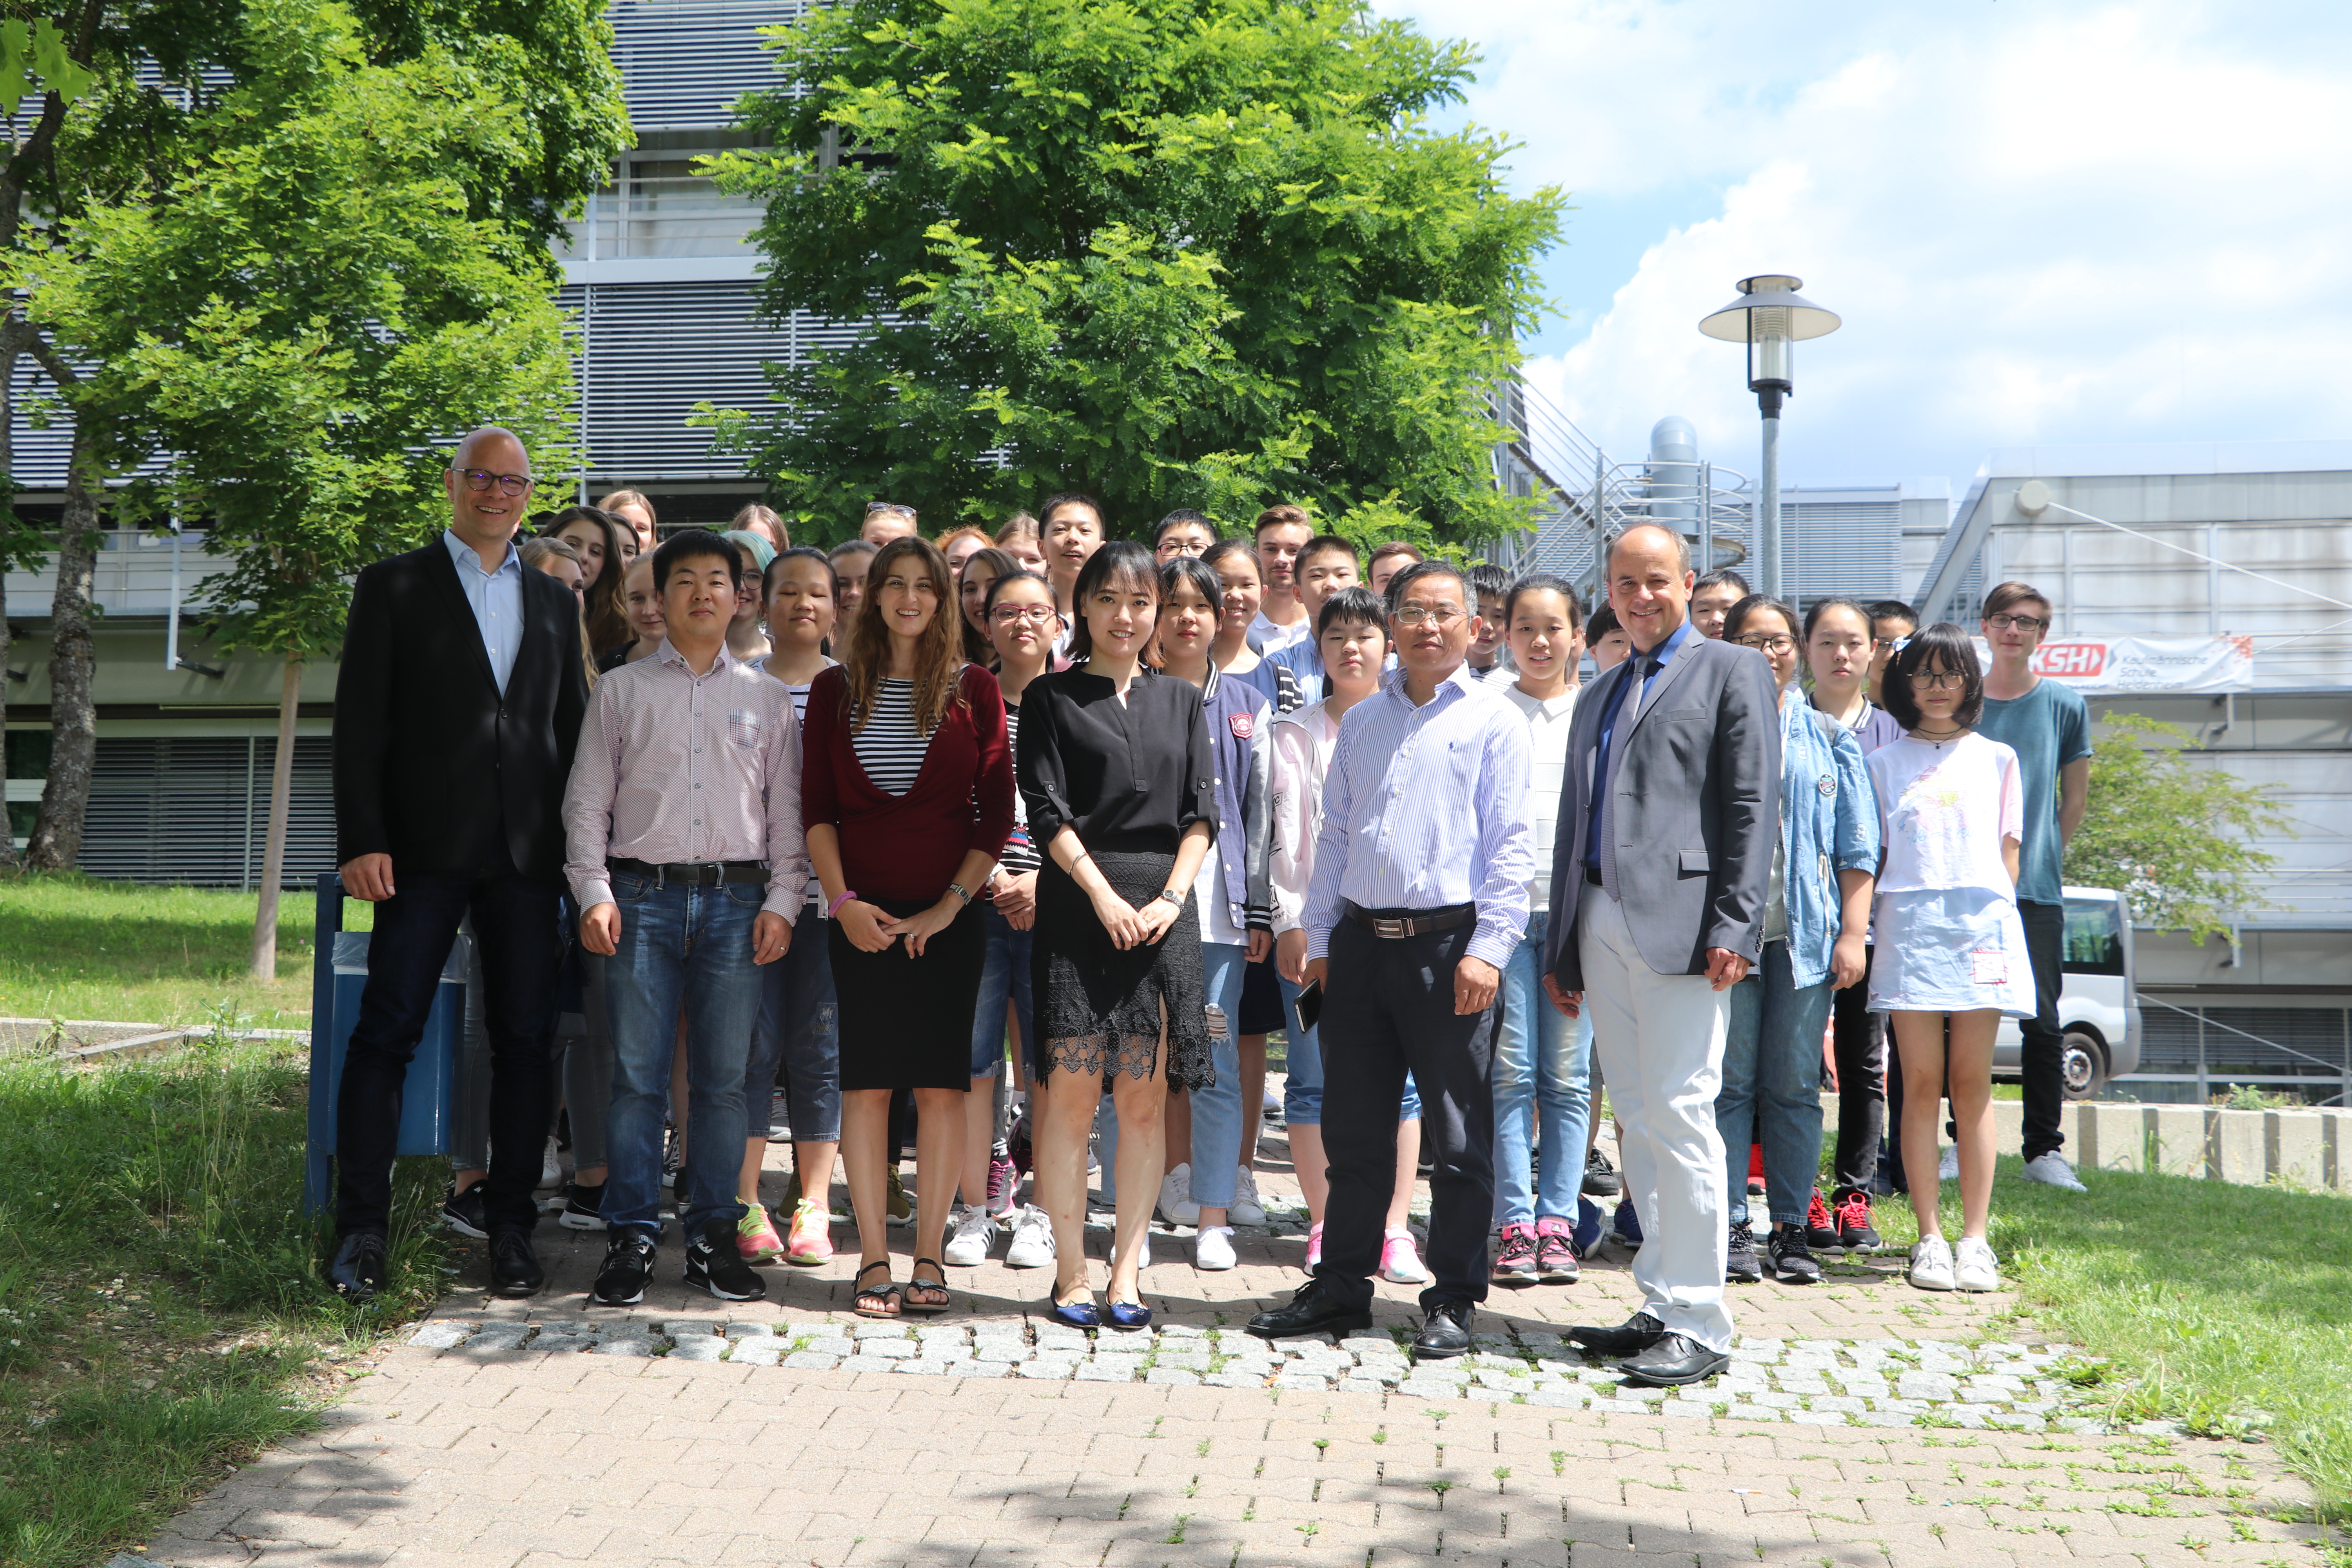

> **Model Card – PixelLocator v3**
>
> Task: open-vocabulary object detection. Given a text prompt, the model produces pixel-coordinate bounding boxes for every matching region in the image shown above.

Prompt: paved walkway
[131,1128,2325,1568]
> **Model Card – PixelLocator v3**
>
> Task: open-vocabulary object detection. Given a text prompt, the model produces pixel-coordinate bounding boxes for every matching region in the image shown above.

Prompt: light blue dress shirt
[1303,663,1535,971]
[443,528,524,695]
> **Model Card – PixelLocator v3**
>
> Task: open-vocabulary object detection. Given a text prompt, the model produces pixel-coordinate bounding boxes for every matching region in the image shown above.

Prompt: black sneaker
[556,1181,606,1232]
[1726,1220,1763,1283]
[1581,1147,1622,1198]
[1491,1224,1539,1286]
[440,1180,488,1240]
[1768,1226,1822,1284]
[591,1232,657,1307]
[662,1127,683,1189]
[684,1215,768,1302]
[1834,1190,1882,1252]
[1803,1189,1840,1252]
[328,1230,389,1302]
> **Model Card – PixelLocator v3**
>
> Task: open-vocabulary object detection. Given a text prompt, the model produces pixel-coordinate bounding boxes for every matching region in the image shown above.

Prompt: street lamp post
[1699,275,1840,602]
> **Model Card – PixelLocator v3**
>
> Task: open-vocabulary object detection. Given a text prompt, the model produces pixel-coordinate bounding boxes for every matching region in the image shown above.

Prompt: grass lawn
[0,873,370,1030]
[1854,1149,2352,1527]
[0,1039,444,1568]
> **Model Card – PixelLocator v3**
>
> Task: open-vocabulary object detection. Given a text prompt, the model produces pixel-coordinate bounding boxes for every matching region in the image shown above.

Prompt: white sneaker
[1005,1205,1055,1268]
[1953,1235,2000,1292]
[1937,1145,1960,1183]
[1908,1235,1956,1291]
[1195,1225,1237,1270]
[1157,1162,1200,1226]
[2020,1151,2087,1192]
[1138,1231,1152,1269]
[541,1134,564,1191]
[943,1202,996,1266]
[1230,1166,1267,1226]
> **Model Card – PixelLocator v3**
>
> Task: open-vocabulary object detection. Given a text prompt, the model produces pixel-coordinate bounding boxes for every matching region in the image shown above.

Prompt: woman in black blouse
[1017,541,1217,1330]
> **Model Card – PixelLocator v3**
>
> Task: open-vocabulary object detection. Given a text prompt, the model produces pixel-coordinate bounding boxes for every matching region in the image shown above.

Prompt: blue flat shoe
[1049,1295,1100,1329]
[1106,1300,1151,1332]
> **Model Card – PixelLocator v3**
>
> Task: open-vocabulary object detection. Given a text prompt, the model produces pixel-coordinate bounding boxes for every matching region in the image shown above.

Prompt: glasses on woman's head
[454,468,532,495]
[992,603,1057,626]
[1907,669,1967,690]
[866,501,915,517]
[1735,633,1796,653]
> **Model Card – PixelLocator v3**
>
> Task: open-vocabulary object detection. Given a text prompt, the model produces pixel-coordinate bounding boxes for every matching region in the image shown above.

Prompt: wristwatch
[1158,889,1184,907]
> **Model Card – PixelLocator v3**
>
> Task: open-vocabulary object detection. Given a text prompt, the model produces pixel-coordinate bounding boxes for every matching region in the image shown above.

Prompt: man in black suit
[1541,523,1778,1387]
[329,426,590,1301]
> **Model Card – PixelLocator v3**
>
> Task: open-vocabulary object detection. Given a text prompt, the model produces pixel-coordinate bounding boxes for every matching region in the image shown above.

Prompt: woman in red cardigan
[803,537,1016,1318]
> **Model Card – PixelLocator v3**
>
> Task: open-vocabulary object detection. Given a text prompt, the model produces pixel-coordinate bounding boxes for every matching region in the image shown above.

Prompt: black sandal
[852,1258,901,1319]
[902,1257,951,1316]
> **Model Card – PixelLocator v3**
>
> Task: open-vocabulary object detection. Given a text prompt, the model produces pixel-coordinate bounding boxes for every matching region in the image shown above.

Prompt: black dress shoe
[1568,1310,1662,1356]
[1246,1278,1373,1340]
[1412,1300,1474,1359]
[1616,1331,1729,1387]
[328,1231,389,1302]
[488,1230,546,1298]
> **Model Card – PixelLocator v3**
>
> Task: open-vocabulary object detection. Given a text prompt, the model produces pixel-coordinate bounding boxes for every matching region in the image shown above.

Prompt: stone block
[731,1343,781,1367]
[2077,1100,2144,1172]
[408,1323,472,1350]
[2212,1107,2266,1185]
[2267,1109,2328,1188]
[668,1337,726,1362]
[783,1352,840,1371]
[2145,1105,2208,1177]
[1989,1098,2024,1155]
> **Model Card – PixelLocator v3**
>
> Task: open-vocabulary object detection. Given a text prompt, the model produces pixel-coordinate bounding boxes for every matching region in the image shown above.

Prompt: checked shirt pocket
[727,709,762,750]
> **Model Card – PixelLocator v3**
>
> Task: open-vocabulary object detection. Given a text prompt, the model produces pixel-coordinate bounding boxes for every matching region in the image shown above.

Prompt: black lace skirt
[1029,850,1212,1091]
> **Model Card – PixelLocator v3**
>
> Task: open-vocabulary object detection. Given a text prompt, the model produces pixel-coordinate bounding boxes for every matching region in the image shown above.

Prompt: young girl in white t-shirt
[1866,623,2034,1295]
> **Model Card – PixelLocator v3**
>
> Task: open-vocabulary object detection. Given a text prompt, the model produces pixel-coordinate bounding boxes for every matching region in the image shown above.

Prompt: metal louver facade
[79,736,337,888]
[608,0,806,131]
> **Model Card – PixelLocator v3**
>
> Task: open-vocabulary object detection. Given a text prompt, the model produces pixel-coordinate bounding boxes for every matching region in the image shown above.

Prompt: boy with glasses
[1972,581,2092,1192]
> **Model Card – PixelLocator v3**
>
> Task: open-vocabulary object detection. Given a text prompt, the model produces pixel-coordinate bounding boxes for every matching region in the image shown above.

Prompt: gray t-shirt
[1976,678,2092,906]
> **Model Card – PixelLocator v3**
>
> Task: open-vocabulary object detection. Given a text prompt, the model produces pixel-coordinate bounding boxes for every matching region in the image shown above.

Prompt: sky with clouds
[1370,0,2352,497]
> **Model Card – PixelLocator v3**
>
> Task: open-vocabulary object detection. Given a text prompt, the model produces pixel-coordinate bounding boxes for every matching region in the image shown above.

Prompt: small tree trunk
[250,653,303,980]
[0,328,27,871]
[27,429,99,871]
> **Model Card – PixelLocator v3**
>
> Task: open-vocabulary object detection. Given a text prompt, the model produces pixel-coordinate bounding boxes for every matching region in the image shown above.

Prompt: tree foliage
[10,0,629,662]
[702,0,1565,546]
[2062,713,2291,945]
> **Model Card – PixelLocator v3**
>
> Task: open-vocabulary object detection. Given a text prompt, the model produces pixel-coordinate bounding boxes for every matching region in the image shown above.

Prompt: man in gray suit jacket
[1541,523,1779,1385]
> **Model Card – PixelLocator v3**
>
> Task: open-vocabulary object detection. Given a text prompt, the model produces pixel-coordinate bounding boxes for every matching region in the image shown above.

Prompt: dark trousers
[334,864,564,1239]
[1829,946,1884,1197]
[1315,918,1497,1313]
[2017,900,2067,1161]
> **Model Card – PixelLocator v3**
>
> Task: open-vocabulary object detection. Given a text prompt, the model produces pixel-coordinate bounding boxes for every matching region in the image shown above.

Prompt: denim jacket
[1773,689,1880,988]
[1198,667,1274,934]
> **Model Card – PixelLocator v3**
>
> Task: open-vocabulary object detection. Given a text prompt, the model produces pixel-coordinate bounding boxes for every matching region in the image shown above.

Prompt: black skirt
[831,895,986,1092]
[1029,850,1212,1090]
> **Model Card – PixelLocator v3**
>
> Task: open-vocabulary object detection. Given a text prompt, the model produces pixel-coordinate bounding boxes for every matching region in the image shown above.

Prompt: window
[2062,894,2125,976]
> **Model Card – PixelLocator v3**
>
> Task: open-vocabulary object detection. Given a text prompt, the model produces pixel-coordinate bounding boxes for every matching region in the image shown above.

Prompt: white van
[1992,886,2142,1096]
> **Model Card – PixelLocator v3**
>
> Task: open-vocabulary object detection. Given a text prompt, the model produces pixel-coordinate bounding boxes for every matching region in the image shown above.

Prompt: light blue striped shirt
[1303,663,1535,971]
[443,528,524,695]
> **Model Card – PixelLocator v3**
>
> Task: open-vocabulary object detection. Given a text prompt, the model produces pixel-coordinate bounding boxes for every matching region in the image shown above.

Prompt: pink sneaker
[785,1197,835,1265]
[1304,1221,1323,1272]
[1379,1227,1429,1285]
[736,1203,785,1264]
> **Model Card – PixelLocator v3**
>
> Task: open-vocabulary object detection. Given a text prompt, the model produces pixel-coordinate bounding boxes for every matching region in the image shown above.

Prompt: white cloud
[1377,0,2352,486]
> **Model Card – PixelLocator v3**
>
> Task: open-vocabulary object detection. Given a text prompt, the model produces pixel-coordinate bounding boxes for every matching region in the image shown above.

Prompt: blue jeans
[1097,940,1250,1208]
[1276,971,1420,1126]
[1491,910,1592,1227]
[754,903,839,1143]
[1719,937,1835,1228]
[602,874,768,1240]
[968,902,1035,1079]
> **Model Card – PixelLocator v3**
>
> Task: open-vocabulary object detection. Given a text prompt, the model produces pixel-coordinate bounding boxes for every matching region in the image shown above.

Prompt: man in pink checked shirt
[561,528,811,1309]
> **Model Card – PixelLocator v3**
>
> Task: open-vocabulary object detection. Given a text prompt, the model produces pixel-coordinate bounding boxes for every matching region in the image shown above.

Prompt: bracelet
[947,882,974,906]
[826,889,857,918]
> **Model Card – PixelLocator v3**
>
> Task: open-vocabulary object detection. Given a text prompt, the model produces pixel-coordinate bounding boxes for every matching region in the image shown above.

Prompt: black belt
[608,857,768,887]
[1344,900,1475,939]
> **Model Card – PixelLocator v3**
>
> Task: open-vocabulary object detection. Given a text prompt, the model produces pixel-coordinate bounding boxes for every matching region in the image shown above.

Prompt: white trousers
[1577,887,1734,1352]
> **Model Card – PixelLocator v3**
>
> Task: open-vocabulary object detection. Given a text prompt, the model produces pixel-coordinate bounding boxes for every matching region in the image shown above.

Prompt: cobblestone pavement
[129,1131,2327,1568]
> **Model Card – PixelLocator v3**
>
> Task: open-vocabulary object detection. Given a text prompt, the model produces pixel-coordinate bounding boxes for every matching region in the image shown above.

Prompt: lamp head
[1699,274,1842,395]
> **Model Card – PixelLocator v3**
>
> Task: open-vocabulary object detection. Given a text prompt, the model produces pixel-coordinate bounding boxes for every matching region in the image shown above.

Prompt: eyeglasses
[866,501,915,517]
[454,468,533,495]
[1986,613,2047,632]
[1735,633,1796,653]
[991,604,1058,625]
[1391,604,1466,627]
[1906,670,1967,690]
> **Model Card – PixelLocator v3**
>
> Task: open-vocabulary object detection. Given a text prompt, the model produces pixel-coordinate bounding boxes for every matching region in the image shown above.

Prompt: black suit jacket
[333,537,589,881]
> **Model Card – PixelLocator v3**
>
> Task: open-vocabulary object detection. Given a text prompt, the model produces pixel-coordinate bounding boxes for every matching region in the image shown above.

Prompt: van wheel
[2060,1032,2107,1099]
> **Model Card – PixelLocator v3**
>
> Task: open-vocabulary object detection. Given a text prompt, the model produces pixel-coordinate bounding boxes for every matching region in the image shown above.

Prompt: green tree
[700,0,1564,546]
[2,0,626,880]
[12,0,624,968]
[2062,713,2291,945]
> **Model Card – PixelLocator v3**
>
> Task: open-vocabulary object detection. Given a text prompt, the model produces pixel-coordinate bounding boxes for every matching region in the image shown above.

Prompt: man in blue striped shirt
[1247,561,1534,1358]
